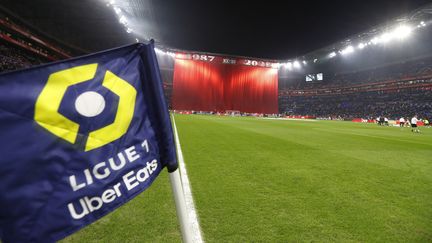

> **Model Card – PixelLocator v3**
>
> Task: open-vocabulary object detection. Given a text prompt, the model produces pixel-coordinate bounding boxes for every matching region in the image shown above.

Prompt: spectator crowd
[0,43,44,72]
[279,56,432,120]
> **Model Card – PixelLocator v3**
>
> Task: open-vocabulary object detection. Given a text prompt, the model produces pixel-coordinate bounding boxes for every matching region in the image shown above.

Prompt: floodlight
[371,37,380,45]
[155,48,165,55]
[328,52,336,58]
[340,46,354,55]
[358,43,365,49]
[114,7,121,15]
[293,61,301,68]
[393,25,412,39]
[302,60,307,65]
[379,32,392,43]
[119,15,127,25]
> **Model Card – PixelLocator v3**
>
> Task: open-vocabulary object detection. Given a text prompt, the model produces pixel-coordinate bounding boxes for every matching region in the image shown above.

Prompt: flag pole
[169,169,194,243]
[169,114,194,243]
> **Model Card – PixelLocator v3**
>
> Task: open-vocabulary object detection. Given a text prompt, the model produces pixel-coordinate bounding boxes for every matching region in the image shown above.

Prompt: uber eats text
[67,139,159,219]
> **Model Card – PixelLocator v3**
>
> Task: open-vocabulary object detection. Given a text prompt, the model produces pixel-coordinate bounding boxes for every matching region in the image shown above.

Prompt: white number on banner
[244,59,276,67]
[141,139,149,153]
[192,54,215,62]
[245,60,259,66]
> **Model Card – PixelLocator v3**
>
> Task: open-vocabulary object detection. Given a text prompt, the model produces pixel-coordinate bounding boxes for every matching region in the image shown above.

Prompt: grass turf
[62,171,181,243]
[174,115,432,242]
[62,114,432,242]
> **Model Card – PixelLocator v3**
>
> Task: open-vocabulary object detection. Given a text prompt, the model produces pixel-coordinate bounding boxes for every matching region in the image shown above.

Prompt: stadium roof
[1,0,431,59]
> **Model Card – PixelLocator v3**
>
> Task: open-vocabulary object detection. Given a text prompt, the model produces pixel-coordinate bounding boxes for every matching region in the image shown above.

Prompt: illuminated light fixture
[302,60,307,65]
[358,43,366,49]
[370,37,380,45]
[285,62,293,70]
[114,7,121,15]
[328,52,337,58]
[340,45,354,55]
[126,27,133,33]
[420,21,426,27]
[379,32,392,43]
[155,48,165,55]
[272,63,280,69]
[393,25,412,39]
[293,61,301,69]
[135,38,139,43]
[313,58,318,63]
[367,25,413,46]
[119,15,127,25]
[109,0,115,4]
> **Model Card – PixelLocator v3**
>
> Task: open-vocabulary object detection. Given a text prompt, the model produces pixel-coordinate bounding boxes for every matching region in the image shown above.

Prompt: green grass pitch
[63,114,432,242]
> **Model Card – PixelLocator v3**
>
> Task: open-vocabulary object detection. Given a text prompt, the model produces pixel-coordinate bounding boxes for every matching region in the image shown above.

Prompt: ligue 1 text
[66,139,158,220]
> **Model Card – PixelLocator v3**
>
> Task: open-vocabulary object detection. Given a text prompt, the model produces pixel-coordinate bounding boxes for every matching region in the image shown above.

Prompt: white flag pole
[169,169,194,243]
[170,114,203,243]
[169,114,194,243]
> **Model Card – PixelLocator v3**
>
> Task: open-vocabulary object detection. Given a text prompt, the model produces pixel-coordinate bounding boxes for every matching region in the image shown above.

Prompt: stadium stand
[0,41,45,72]
[1,5,431,121]
[279,56,432,119]
[156,52,175,109]
[0,11,73,72]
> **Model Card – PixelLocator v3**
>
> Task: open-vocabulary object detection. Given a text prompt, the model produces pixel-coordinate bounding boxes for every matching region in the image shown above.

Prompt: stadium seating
[279,56,432,119]
[0,14,72,72]
[0,42,45,72]
[2,12,431,120]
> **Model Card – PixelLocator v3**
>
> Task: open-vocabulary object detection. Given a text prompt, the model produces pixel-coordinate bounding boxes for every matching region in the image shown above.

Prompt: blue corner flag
[0,42,178,242]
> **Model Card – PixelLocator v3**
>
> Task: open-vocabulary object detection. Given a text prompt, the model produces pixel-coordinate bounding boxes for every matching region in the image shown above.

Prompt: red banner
[172,53,278,114]
[175,53,279,68]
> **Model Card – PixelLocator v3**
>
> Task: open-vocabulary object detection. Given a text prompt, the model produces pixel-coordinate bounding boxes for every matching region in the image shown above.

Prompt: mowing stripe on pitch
[172,115,204,243]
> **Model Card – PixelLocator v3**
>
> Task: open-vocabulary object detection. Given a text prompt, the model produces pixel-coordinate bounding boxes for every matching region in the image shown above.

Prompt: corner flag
[0,42,177,242]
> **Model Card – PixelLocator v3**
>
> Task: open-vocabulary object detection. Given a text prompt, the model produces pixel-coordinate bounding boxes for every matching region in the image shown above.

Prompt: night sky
[1,0,431,59]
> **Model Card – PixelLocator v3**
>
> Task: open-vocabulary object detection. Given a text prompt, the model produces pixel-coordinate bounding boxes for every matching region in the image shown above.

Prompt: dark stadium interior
[1,1,432,122]
[2,1,432,242]
[0,0,430,58]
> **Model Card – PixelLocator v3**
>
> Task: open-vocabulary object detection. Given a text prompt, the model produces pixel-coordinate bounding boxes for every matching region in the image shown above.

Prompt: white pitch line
[172,115,204,243]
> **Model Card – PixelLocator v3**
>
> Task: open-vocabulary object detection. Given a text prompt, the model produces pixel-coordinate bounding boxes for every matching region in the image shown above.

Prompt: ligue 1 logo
[34,63,137,151]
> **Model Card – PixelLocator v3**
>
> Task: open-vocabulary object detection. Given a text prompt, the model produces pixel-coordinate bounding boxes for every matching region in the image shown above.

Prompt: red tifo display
[172,53,279,114]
